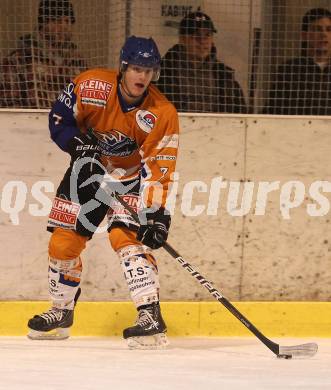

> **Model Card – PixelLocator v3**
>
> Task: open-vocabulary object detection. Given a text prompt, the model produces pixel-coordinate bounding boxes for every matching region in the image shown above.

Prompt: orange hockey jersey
[49,68,179,209]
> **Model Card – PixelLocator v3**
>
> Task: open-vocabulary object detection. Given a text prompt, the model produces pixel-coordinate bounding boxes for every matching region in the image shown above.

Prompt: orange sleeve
[139,103,179,210]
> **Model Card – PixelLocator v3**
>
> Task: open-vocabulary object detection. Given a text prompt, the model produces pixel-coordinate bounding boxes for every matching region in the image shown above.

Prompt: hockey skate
[123,302,169,349]
[27,288,81,340]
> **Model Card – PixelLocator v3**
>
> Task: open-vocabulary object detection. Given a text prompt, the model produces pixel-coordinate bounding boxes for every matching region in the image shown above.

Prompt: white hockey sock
[48,257,82,310]
[118,245,159,307]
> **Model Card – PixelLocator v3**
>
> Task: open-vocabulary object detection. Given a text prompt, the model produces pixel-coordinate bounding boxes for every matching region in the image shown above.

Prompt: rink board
[0,301,330,337]
[1,112,331,303]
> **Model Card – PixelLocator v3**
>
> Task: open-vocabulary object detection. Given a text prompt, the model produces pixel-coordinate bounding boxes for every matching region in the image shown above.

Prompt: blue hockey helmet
[119,36,161,81]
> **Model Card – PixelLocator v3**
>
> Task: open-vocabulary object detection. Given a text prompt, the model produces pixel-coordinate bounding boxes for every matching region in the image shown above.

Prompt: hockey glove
[67,133,100,161]
[137,208,171,249]
[67,133,105,188]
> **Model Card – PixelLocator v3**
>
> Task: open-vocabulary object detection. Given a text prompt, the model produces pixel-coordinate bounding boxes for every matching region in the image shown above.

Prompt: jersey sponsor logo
[79,79,113,107]
[107,194,140,225]
[48,197,81,230]
[136,110,157,133]
[156,134,179,149]
[117,195,140,213]
[155,155,176,161]
[92,129,138,157]
[57,82,75,109]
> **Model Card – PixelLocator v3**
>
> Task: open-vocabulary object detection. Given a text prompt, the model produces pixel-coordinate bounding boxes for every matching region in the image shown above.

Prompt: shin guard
[48,257,82,310]
[118,245,159,308]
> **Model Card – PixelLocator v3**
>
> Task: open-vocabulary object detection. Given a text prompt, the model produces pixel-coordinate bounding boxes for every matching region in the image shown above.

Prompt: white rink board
[0,111,331,301]
[0,337,330,390]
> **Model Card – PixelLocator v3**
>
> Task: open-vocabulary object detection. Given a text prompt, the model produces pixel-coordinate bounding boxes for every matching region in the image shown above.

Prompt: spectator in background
[265,8,331,115]
[157,11,246,113]
[0,0,86,108]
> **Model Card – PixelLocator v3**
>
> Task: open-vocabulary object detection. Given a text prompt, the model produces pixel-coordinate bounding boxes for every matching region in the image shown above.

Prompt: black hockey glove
[137,208,171,249]
[67,133,105,187]
[67,133,100,161]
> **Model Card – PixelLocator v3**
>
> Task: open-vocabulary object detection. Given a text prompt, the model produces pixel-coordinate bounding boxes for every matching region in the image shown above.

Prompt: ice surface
[0,337,330,390]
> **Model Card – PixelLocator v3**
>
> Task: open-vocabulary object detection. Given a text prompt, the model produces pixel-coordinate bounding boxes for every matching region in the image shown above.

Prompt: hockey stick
[112,192,318,359]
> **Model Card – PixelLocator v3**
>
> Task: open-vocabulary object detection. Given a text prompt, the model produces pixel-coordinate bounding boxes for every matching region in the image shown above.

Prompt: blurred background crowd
[1,0,331,115]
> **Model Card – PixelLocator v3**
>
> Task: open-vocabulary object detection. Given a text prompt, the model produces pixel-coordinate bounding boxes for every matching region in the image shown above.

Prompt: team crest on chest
[136,110,157,133]
[92,129,138,157]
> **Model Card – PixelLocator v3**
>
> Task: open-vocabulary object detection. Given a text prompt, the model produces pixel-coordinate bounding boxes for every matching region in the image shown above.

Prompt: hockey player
[27,36,179,349]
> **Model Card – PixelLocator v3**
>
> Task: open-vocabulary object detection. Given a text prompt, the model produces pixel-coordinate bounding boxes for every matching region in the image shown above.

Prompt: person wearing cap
[0,0,86,108]
[157,11,246,113]
[264,8,331,115]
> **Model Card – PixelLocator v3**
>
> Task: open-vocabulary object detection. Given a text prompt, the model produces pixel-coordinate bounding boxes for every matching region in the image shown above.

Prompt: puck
[277,354,292,359]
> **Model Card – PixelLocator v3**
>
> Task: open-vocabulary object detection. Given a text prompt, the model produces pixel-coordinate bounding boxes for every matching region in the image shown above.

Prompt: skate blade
[127,333,169,350]
[27,327,70,340]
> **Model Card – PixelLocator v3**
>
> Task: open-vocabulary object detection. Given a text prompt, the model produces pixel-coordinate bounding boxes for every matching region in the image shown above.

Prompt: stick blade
[278,342,318,358]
